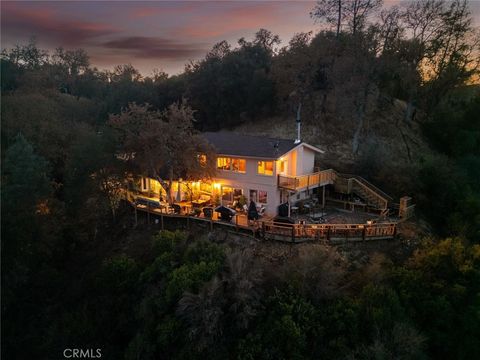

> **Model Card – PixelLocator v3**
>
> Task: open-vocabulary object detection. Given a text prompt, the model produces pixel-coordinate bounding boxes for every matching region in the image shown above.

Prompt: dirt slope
[233,99,434,197]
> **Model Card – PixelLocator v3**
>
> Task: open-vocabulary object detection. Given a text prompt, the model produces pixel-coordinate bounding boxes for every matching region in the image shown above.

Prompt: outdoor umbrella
[176,182,182,202]
[247,200,259,220]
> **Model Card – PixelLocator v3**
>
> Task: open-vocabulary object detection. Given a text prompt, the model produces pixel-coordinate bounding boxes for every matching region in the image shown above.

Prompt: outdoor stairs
[333,173,393,211]
[278,169,394,212]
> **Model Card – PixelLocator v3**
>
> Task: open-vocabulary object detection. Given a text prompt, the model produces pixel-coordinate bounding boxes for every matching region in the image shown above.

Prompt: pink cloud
[2,1,118,46]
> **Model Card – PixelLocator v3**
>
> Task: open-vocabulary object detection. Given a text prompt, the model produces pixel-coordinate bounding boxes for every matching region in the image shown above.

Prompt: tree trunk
[336,0,342,37]
[404,93,416,123]
[352,86,369,155]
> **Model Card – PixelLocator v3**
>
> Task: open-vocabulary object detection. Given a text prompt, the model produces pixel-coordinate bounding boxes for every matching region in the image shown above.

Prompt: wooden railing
[349,178,389,210]
[278,169,336,191]
[125,191,397,243]
[332,173,390,210]
[336,173,393,202]
[263,221,397,242]
[399,204,415,220]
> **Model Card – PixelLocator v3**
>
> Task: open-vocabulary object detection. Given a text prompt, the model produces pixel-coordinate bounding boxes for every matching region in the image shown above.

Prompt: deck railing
[125,191,397,242]
[278,169,336,191]
[263,221,397,242]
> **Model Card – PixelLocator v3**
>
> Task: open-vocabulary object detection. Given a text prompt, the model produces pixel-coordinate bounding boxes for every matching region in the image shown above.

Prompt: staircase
[333,173,393,211]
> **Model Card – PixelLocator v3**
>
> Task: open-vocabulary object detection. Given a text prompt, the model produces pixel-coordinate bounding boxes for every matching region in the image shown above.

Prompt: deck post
[210,219,213,231]
[322,186,326,208]
[187,216,190,229]
[362,226,366,241]
[161,214,164,230]
[134,207,138,228]
[291,226,295,243]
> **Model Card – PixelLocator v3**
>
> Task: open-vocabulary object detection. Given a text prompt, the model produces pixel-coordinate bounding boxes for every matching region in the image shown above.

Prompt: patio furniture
[172,204,182,214]
[203,207,213,218]
[192,194,211,207]
[215,205,236,222]
[258,205,266,217]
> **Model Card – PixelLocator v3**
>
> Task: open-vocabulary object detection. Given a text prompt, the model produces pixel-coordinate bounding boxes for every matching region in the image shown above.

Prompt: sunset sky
[2,1,480,76]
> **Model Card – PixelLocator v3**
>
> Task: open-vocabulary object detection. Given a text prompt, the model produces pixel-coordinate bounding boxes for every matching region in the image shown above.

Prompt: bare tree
[311,0,382,36]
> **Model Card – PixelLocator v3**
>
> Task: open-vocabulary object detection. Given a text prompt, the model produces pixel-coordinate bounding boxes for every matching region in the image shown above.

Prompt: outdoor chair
[172,204,182,214]
[203,207,213,218]
[258,206,266,217]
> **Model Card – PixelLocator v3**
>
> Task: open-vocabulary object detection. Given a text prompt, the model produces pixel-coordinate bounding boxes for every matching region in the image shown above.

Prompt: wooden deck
[126,192,397,243]
[278,168,336,191]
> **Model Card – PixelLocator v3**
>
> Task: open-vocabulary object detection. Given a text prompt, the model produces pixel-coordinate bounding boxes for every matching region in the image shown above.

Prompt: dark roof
[203,131,299,159]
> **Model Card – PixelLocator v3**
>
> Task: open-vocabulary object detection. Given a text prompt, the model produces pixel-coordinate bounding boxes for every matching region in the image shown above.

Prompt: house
[134,128,416,222]
[203,131,329,216]
[138,131,333,216]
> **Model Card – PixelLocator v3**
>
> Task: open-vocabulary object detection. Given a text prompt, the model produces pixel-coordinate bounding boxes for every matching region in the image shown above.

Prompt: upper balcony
[278,169,336,191]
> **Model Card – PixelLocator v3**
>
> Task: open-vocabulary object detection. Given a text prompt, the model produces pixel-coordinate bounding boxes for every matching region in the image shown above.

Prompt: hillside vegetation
[2,0,480,359]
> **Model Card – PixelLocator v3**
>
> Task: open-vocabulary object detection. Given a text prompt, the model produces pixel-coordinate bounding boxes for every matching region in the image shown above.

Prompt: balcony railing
[278,169,336,191]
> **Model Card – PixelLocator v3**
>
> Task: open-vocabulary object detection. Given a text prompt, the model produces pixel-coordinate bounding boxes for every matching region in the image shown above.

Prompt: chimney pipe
[294,102,302,144]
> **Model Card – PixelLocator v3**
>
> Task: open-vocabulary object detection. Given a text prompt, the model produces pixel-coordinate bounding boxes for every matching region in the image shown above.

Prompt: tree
[311,0,382,36]
[253,28,281,53]
[109,102,216,203]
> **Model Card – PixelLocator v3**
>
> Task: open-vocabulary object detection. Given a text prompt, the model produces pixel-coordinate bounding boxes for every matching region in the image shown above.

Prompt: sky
[2,0,480,76]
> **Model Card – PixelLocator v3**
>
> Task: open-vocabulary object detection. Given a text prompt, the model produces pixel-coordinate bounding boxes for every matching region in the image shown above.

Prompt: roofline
[276,142,325,159]
[216,153,279,160]
[302,143,325,154]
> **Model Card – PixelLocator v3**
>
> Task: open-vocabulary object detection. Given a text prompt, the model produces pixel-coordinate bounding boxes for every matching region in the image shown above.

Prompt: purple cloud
[102,36,207,60]
[1,2,118,46]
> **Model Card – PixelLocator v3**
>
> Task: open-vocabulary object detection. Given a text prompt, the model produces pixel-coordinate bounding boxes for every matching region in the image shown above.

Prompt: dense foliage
[2,0,480,358]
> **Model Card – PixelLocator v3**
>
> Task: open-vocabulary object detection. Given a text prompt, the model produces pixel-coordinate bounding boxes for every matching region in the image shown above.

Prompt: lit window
[217,157,231,170]
[231,158,246,173]
[198,154,207,166]
[257,161,273,176]
[222,186,233,202]
[217,157,246,173]
[221,186,242,204]
[258,191,268,204]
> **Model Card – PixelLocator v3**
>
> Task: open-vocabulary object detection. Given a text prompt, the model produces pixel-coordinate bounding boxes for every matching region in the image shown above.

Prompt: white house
[138,131,336,216]
[202,132,330,216]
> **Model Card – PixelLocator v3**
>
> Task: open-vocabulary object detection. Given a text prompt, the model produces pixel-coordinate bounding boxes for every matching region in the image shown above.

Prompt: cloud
[170,1,312,39]
[102,36,207,59]
[1,2,118,46]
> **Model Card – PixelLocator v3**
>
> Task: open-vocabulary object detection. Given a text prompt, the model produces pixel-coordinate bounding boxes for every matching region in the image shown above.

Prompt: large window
[232,158,246,172]
[217,157,231,171]
[197,154,207,167]
[217,157,246,173]
[249,189,268,204]
[222,186,243,204]
[258,190,268,204]
[257,161,273,176]
[200,182,212,194]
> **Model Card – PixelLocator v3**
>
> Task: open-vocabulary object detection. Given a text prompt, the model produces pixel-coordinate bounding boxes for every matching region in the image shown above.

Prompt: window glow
[257,161,273,176]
